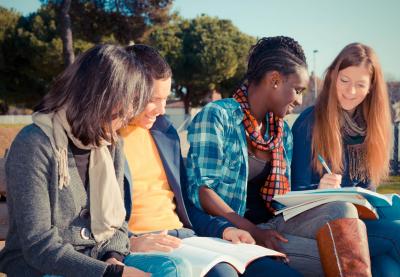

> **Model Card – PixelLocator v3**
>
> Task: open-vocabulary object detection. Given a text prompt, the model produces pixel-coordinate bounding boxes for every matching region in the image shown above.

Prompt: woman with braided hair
[186,36,372,276]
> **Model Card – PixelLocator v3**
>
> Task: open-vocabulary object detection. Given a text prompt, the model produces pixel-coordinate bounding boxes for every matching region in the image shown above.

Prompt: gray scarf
[342,107,368,183]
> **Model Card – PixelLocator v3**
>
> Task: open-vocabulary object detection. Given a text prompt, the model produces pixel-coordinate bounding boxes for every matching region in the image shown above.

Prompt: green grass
[378,176,400,194]
[0,124,26,128]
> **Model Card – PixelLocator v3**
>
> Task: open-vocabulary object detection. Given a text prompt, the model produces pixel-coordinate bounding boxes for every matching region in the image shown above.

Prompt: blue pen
[317,154,332,174]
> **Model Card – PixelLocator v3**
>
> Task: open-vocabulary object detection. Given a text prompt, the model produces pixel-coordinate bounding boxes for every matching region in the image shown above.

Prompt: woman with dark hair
[121,44,300,277]
[186,36,372,276]
[292,42,400,276]
[0,44,190,277]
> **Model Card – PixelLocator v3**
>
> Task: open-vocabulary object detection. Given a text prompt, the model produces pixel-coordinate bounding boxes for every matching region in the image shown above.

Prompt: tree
[1,0,173,108]
[40,0,173,66]
[42,0,173,44]
[148,15,256,113]
[0,6,21,111]
[59,0,74,66]
[0,5,93,107]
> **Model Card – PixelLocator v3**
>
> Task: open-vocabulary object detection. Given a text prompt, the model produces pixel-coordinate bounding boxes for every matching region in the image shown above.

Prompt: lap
[242,256,302,277]
[365,219,400,260]
[260,201,358,239]
[371,254,400,277]
[276,234,322,277]
[124,253,192,277]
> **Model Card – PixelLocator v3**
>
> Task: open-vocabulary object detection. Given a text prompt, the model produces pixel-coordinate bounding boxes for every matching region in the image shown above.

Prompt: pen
[317,154,332,174]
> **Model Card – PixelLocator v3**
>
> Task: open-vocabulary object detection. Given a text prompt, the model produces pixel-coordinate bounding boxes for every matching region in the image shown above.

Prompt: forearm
[199,186,259,235]
[98,222,130,259]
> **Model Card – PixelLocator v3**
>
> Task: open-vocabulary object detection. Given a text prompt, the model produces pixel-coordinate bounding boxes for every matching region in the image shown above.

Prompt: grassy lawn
[0,124,25,157]
[0,124,26,128]
[378,176,400,194]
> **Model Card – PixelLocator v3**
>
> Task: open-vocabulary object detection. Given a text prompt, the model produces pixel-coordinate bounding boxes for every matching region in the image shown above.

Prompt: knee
[323,201,359,220]
[245,257,302,277]
[206,263,238,277]
[148,256,192,277]
[159,256,192,277]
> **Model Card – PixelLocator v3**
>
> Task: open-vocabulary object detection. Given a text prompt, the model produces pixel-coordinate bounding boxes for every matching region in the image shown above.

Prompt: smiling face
[336,65,371,112]
[133,77,172,129]
[268,68,309,117]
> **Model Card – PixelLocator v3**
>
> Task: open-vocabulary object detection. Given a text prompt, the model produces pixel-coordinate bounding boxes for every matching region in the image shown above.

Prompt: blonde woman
[292,42,400,276]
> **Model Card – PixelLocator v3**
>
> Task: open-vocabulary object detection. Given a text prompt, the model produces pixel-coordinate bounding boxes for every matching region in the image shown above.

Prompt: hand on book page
[252,228,288,255]
[222,227,255,244]
[157,237,285,277]
[130,230,181,252]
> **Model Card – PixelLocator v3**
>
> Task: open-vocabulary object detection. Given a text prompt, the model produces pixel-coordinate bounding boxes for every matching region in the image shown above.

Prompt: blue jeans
[365,219,400,277]
[124,253,191,277]
[44,253,191,277]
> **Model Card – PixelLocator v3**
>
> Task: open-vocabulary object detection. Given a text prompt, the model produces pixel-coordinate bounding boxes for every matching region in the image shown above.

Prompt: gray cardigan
[0,124,130,277]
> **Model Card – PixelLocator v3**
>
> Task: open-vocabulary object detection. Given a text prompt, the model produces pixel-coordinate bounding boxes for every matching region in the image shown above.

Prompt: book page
[168,243,233,277]
[183,237,285,267]
[274,192,364,207]
[282,187,392,207]
[280,196,377,221]
[172,237,284,276]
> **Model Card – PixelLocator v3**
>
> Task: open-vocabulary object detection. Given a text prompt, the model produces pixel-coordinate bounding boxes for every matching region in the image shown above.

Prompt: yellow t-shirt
[120,125,183,233]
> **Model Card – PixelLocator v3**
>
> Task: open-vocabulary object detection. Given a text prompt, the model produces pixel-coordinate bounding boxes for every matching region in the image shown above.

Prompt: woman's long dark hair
[35,44,151,145]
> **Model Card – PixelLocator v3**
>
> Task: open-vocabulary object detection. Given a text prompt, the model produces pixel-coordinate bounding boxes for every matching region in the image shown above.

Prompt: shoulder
[192,98,242,124]
[10,124,52,153]
[292,106,315,134]
[6,124,54,173]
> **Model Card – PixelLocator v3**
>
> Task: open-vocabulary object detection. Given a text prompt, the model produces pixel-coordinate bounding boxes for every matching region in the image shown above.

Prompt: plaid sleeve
[186,104,226,211]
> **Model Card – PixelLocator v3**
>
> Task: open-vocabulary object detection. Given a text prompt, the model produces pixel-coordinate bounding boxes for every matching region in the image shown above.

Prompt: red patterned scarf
[233,84,290,212]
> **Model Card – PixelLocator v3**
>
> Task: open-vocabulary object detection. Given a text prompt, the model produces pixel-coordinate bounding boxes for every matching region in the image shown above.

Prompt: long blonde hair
[312,43,391,186]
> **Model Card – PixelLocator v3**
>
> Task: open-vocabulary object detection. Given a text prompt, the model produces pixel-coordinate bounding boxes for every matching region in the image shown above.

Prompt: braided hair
[246,36,307,85]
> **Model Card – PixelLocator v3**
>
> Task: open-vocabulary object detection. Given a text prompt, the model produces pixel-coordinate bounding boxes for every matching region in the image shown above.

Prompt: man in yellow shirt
[120,44,301,277]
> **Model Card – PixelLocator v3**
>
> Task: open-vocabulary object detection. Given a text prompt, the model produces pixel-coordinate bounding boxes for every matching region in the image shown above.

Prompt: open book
[160,237,284,277]
[273,187,400,221]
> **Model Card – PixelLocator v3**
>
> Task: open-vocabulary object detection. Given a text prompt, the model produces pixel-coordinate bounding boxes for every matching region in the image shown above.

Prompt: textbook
[273,187,400,221]
[161,237,285,277]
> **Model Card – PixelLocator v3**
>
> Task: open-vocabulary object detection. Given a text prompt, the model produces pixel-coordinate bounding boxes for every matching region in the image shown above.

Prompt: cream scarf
[32,109,126,242]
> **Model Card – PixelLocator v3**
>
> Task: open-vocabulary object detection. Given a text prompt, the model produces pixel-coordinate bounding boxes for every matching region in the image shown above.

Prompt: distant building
[388,82,400,103]
[388,82,400,123]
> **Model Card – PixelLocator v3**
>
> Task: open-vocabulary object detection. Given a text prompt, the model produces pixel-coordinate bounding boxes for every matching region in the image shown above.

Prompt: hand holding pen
[317,154,342,189]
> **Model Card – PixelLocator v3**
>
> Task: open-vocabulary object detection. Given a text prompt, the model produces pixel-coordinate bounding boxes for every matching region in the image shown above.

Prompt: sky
[1,0,400,80]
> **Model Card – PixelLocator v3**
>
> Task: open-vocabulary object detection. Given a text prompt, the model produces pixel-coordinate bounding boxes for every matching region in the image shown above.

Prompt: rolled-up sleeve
[186,105,226,211]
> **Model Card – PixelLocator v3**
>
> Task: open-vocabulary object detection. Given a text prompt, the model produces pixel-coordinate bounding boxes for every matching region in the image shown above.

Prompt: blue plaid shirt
[186,98,293,216]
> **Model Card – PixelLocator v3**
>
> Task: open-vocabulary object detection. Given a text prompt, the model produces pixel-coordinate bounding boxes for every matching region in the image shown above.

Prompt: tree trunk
[59,0,74,67]
[183,90,191,115]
